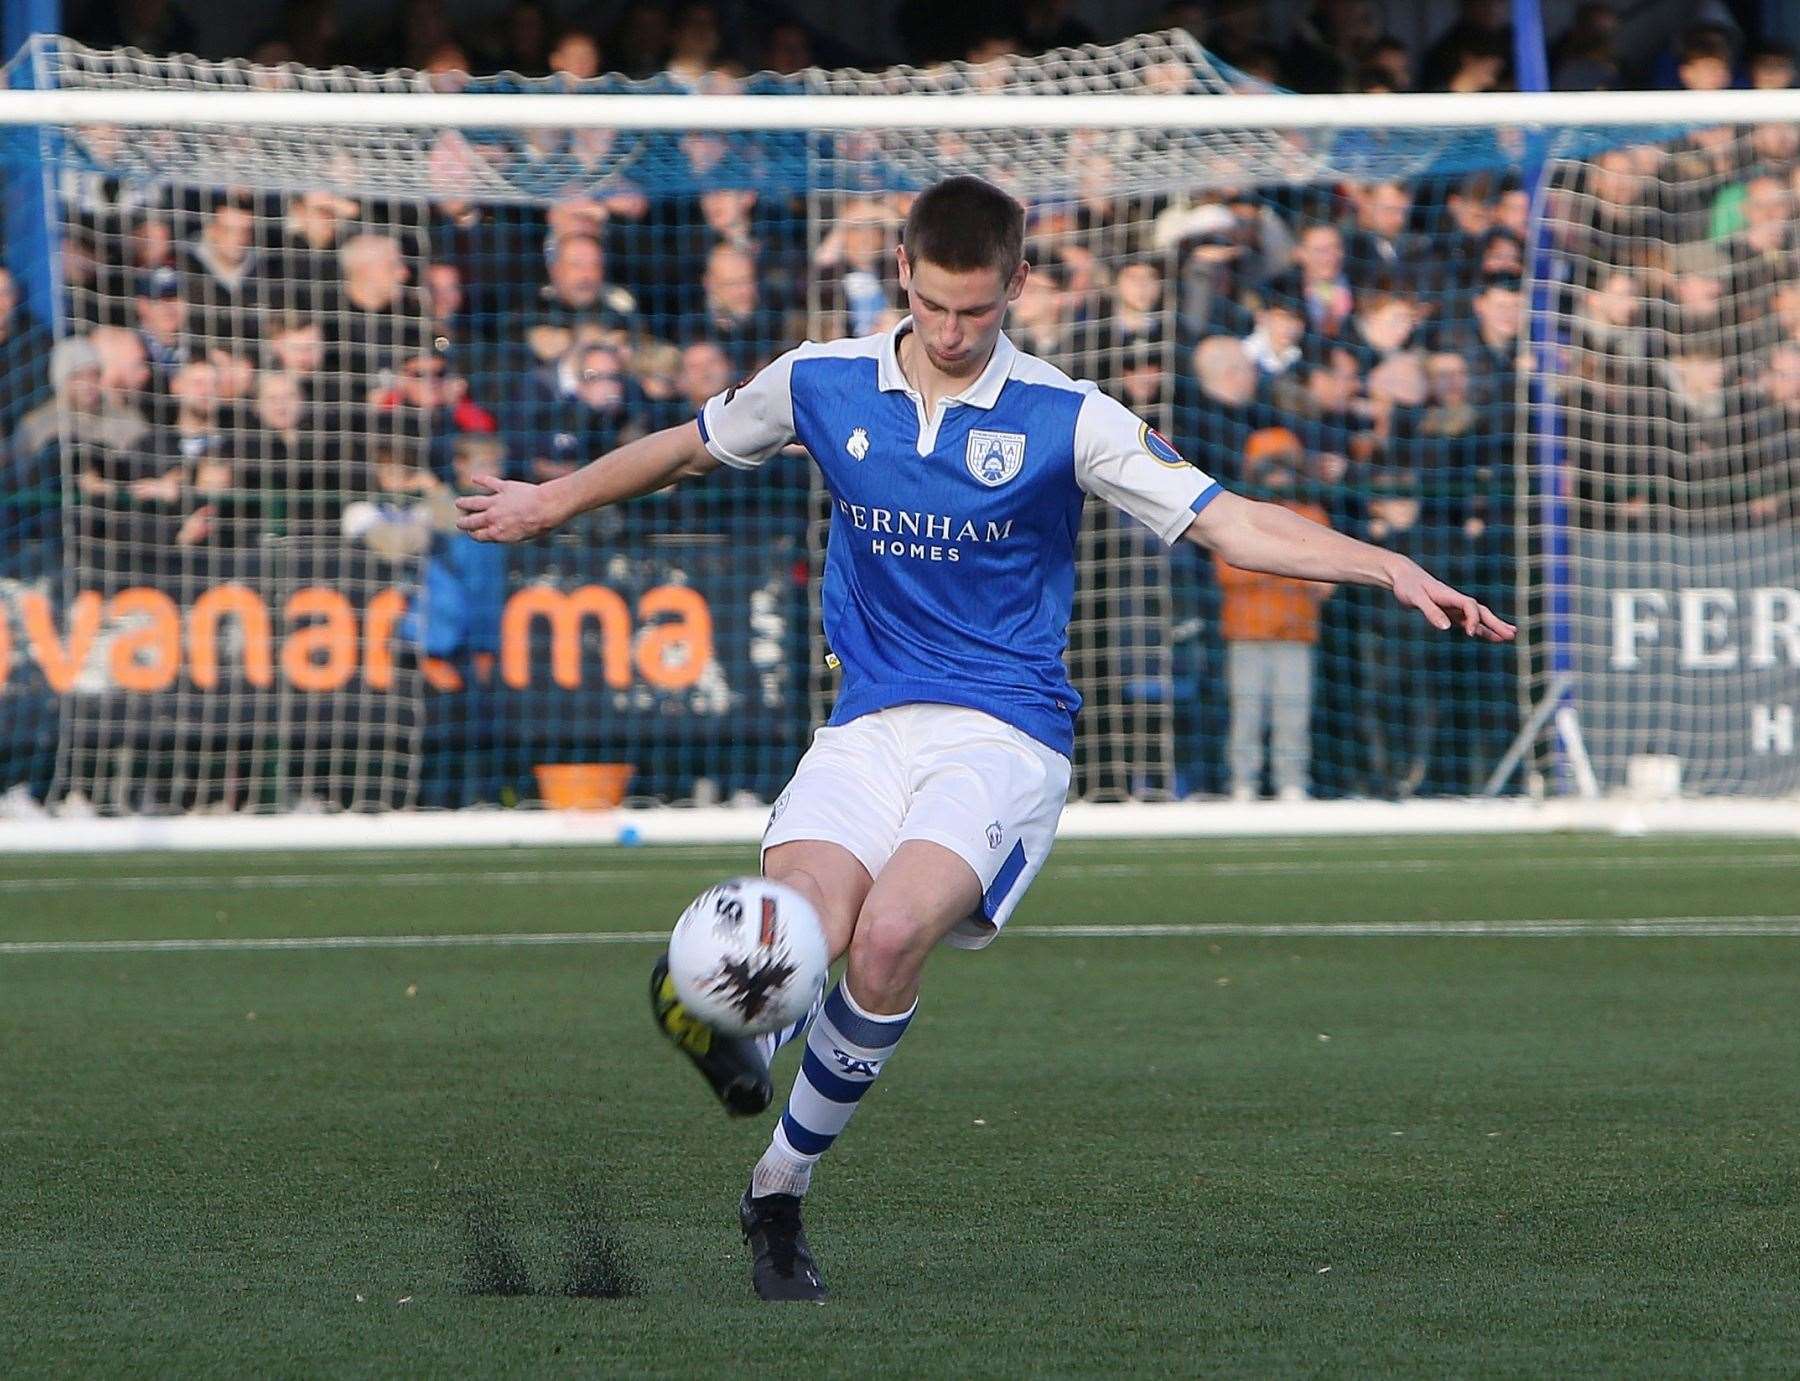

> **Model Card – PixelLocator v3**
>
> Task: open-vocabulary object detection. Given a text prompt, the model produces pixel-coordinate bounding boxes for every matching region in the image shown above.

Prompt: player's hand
[1389,557,1516,642]
[454,474,560,543]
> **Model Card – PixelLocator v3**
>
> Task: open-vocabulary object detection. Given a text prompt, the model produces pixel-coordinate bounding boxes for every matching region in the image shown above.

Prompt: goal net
[0,32,1792,818]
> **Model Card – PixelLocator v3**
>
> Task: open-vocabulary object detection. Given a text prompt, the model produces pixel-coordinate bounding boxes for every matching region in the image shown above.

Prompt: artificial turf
[2,834,1797,1376]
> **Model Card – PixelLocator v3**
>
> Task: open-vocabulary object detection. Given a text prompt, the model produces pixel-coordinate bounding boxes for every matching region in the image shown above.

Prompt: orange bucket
[534,763,634,810]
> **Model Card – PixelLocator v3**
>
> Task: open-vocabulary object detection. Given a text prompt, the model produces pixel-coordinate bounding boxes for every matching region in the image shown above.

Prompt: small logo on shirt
[1138,421,1188,468]
[966,429,1026,486]
[846,427,870,461]
[986,821,1003,850]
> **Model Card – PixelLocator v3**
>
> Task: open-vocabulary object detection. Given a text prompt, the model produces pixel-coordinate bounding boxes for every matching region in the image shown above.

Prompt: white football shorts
[760,703,1073,949]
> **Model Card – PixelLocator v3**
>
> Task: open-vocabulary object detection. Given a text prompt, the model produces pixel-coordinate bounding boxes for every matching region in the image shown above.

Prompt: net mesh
[1533,129,1800,795]
[0,33,1792,814]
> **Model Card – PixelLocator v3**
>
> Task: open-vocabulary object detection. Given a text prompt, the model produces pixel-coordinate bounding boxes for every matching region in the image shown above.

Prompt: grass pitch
[3,834,1798,1376]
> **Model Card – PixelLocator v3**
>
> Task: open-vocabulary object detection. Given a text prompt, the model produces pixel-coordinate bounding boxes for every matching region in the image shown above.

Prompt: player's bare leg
[740,841,980,1301]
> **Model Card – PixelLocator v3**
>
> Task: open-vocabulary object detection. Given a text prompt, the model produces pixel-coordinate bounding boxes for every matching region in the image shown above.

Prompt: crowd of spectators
[4,4,1799,801]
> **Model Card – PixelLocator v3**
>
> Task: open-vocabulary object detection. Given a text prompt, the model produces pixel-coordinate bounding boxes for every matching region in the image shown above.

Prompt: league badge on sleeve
[966,429,1027,487]
[1139,421,1188,468]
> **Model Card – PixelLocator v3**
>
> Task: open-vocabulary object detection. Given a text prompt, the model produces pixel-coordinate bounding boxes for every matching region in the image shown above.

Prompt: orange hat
[1245,426,1303,460]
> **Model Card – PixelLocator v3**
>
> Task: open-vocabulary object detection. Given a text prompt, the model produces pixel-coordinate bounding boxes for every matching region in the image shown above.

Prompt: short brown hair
[903,176,1025,278]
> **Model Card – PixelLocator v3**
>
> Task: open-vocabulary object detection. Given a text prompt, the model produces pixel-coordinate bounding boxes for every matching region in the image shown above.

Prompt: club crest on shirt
[965,429,1026,487]
[846,426,870,460]
[1138,421,1188,468]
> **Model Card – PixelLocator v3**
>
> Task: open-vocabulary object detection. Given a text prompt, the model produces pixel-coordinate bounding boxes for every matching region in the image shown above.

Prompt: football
[667,876,829,1038]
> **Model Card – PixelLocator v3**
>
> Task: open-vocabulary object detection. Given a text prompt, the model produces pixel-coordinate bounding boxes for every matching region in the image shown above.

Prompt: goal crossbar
[2,87,1799,131]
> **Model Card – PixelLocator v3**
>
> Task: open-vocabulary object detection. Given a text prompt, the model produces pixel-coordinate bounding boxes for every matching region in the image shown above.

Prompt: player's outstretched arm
[454,420,719,543]
[1185,490,1516,642]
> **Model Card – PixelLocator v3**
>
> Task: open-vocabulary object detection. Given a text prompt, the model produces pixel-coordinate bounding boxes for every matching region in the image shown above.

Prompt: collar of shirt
[877,314,1018,411]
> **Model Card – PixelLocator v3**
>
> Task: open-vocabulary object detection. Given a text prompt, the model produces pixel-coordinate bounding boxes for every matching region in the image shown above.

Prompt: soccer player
[456,176,1515,1302]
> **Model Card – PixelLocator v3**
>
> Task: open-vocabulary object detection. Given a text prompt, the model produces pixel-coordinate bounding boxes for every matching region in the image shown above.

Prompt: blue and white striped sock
[750,980,915,1199]
[755,981,826,1065]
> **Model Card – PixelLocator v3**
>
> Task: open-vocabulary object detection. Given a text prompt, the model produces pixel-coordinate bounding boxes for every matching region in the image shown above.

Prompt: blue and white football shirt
[696,317,1220,757]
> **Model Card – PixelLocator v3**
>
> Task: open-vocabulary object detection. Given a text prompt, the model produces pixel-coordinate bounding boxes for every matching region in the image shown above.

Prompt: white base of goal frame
[1,798,1795,854]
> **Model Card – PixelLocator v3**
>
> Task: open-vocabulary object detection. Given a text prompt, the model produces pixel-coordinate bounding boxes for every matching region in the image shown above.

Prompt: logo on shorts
[768,790,790,826]
[966,429,1026,486]
[986,821,1003,850]
[846,427,870,461]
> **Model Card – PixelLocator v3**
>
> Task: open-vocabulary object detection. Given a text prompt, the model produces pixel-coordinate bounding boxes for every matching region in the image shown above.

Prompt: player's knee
[844,905,932,1009]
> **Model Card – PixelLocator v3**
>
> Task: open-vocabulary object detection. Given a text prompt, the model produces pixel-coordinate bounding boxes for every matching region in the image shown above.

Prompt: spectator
[1083,257,1163,367]
[1182,334,1259,479]
[235,369,344,535]
[1659,340,1736,527]
[1343,181,1424,289]
[679,243,785,374]
[1111,342,1165,414]
[520,341,642,481]
[664,2,729,90]
[1263,221,1354,342]
[814,196,899,339]
[1273,345,1370,465]
[431,197,546,332]
[1552,2,1620,91]
[1364,35,1412,91]
[609,1,673,79]
[89,358,233,553]
[1240,294,1305,383]
[1356,453,1434,798]
[485,0,552,75]
[1748,39,1796,90]
[1674,24,1735,92]
[0,266,53,439]
[1419,0,1512,92]
[1653,243,1727,348]
[1441,273,1524,412]
[267,191,356,315]
[1722,175,1793,311]
[1215,427,1333,802]
[1477,229,1525,280]
[181,190,267,352]
[423,262,470,357]
[326,233,424,397]
[11,335,149,495]
[549,26,603,81]
[1568,149,1653,277]
[1441,174,1497,276]
[522,232,636,364]
[1284,0,1381,93]
[264,311,328,400]
[392,434,509,686]
[132,265,196,420]
[93,211,175,326]
[1015,0,1096,52]
[760,20,812,75]
[1572,270,1649,366]
[1745,341,1800,525]
[1438,32,1509,93]
[1336,286,1421,375]
[631,339,684,421]
[89,324,153,421]
[1160,204,1256,342]
[677,340,734,414]
[1010,259,1074,362]
[368,346,498,479]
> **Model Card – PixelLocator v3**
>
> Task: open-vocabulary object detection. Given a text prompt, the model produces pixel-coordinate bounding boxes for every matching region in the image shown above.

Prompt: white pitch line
[4,850,1797,894]
[3,916,1799,955]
